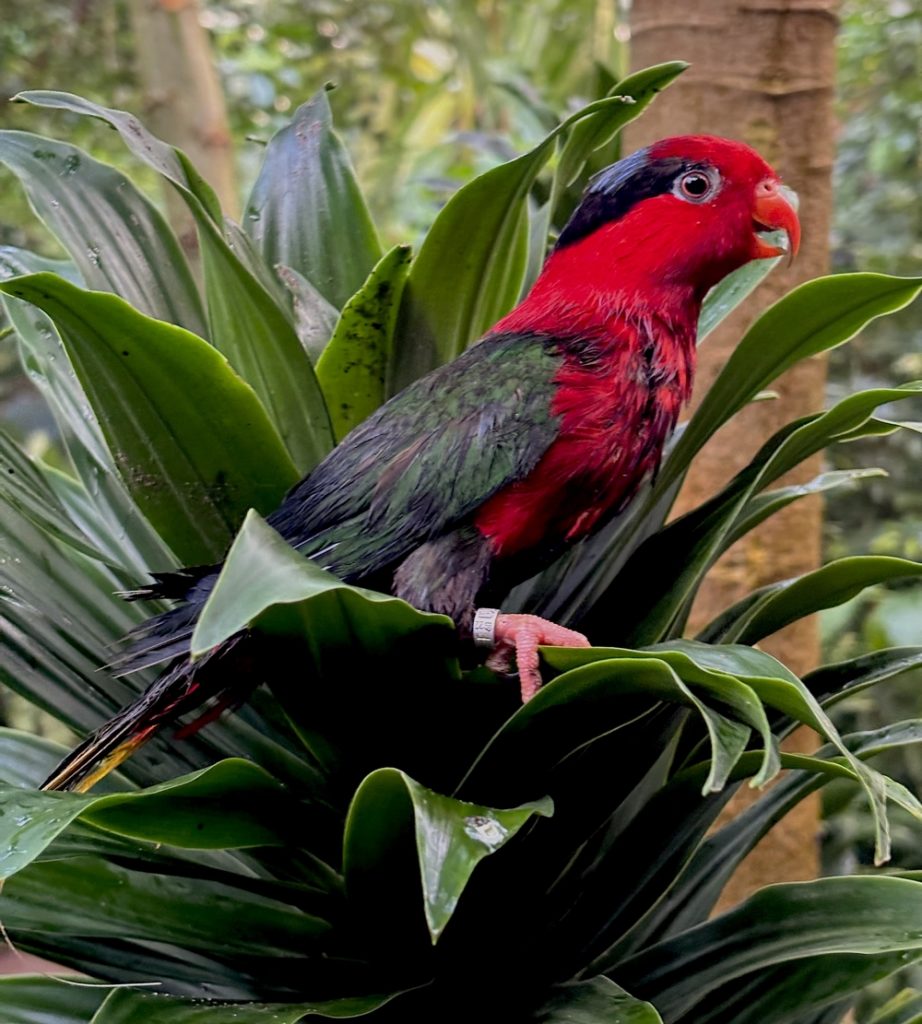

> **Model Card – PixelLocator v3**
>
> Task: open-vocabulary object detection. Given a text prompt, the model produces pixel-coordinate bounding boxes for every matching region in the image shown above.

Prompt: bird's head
[546,135,800,304]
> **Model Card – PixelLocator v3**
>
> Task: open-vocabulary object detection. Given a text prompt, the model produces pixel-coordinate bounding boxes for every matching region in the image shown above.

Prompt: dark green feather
[267,332,563,579]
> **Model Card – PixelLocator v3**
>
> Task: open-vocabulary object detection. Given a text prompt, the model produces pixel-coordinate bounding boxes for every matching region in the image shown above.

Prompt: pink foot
[484,613,590,702]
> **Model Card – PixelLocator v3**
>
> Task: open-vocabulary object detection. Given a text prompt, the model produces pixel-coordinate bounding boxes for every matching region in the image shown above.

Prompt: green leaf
[276,264,340,361]
[0,728,95,790]
[0,759,301,880]
[245,88,383,310]
[616,876,922,1022]
[14,90,334,474]
[542,642,783,788]
[0,131,206,337]
[344,767,551,942]
[392,67,686,391]
[0,273,299,563]
[316,245,412,440]
[463,653,768,800]
[696,257,782,342]
[88,989,396,1023]
[191,510,453,657]
[0,975,106,1024]
[0,427,103,562]
[13,91,220,221]
[196,220,334,473]
[684,953,919,1024]
[660,273,922,493]
[0,247,177,574]
[543,639,914,865]
[629,721,922,954]
[536,978,663,1024]
[805,647,922,707]
[0,495,159,739]
[705,555,922,646]
[1,857,328,957]
[720,468,886,553]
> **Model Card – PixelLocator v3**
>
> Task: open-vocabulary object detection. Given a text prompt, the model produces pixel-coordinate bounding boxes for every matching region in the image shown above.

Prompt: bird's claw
[485,613,590,702]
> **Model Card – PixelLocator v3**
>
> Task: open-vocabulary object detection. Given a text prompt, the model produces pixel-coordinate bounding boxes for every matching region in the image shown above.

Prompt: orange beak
[752,179,801,261]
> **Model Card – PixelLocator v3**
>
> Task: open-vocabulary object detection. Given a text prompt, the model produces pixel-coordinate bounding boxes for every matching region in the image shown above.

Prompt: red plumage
[476,134,795,561]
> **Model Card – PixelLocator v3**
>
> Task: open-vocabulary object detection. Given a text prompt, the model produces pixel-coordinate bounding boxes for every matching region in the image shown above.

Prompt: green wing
[267,332,563,578]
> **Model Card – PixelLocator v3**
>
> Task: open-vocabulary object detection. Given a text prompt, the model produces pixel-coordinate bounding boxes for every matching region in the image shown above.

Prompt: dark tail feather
[41,635,256,793]
[117,564,217,602]
[41,658,199,792]
[42,565,250,793]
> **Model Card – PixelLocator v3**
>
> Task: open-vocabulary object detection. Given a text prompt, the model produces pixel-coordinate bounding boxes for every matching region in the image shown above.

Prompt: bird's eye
[677,170,716,201]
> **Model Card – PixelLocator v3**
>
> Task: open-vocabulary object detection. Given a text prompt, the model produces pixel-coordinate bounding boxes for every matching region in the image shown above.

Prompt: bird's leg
[481,612,590,702]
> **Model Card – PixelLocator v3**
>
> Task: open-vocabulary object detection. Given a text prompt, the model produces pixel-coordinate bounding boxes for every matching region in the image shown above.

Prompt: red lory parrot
[42,135,799,792]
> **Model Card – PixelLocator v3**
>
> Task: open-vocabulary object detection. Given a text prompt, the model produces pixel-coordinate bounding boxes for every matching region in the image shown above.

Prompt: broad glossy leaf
[13,91,220,221]
[684,952,918,1024]
[720,468,885,553]
[705,555,922,645]
[0,131,206,336]
[536,978,663,1024]
[245,89,383,310]
[392,80,685,390]
[89,989,397,1023]
[543,642,782,787]
[544,640,912,865]
[660,273,922,493]
[316,245,412,439]
[463,654,761,799]
[191,510,453,657]
[0,273,299,564]
[344,767,551,941]
[615,876,922,1022]
[805,647,922,706]
[0,247,176,575]
[630,721,922,952]
[2,856,327,957]
[697,257,781,342]
[14,90,334,474]
[197,217,334,473]
[0,975,106,1024]
[0,759,299,880]
[563,749,857,976]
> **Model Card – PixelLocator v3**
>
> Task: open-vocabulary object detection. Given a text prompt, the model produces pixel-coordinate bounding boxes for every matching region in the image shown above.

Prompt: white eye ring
[676,169,719,202]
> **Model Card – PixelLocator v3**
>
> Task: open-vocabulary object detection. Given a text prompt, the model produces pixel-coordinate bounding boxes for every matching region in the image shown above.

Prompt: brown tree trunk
[130,0,237,252]
[625,0,840,905]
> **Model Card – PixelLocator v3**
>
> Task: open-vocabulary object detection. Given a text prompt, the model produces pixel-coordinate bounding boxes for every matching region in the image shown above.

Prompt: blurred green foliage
[821,0,922,895]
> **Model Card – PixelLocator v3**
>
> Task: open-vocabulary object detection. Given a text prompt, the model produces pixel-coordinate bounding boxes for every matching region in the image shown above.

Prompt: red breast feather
[474,134,793,559]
